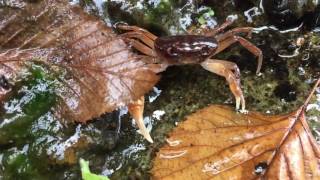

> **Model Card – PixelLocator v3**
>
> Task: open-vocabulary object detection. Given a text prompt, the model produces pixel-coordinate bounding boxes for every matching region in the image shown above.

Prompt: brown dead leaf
[152,105,320,179]
[0,0,160,122]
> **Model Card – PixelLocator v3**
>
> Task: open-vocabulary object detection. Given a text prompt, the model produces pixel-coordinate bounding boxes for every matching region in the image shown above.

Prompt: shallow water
[0,0,320,179]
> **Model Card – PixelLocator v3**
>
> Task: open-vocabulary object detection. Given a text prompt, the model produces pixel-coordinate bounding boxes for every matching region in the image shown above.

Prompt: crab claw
[128,96,153,143]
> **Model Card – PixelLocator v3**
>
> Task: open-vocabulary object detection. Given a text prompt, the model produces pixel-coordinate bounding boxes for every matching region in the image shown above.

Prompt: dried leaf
[152,105,320,179]
[0,1,160,122]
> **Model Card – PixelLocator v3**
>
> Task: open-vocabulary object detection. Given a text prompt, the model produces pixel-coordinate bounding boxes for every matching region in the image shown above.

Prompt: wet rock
[274,82,297,102]
[1,0,320,179]
[233,0,255,11]
[0,66,121,178]
[0,148,43,179]
[0,76,56,146]
[82,110,123,151]
[262,0,320,29]
[0,75,11,90]
[106,0,204,35]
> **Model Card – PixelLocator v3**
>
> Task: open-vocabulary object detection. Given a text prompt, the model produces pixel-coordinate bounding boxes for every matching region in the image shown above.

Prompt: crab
[118,18,263,143]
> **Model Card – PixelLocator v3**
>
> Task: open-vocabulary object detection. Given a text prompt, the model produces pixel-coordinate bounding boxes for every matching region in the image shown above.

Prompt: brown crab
[119,19,263,143]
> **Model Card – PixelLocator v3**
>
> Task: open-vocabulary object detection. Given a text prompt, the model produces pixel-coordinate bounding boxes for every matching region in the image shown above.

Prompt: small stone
[296,37,305,47]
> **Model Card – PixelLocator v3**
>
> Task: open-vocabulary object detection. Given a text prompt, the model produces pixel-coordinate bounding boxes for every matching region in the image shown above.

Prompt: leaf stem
[263,77,320,177]
[303,77,320,108]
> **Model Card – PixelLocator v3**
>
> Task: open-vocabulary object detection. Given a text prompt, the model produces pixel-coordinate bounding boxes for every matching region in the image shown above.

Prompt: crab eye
[167,47,179,56]
[201,46,211,56]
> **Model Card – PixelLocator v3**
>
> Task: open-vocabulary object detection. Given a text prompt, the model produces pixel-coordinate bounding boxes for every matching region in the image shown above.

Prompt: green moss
[106,0,196,35]
[1,150,43,180]
[197,7,215,25]
[0,66,57,145]
[311,33,320,45]
[0,65,59,179]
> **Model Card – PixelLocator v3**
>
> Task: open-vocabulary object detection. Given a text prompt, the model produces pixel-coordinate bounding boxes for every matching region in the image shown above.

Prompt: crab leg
[201,18,234,36]
[117,24,158,41]
[215,35,263,74]
[120,31,155,49]
[216,27,253,41]
[201,59,246,111]
[128,96,153,143]
[124,38,155,57]
[117,24,158,58]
